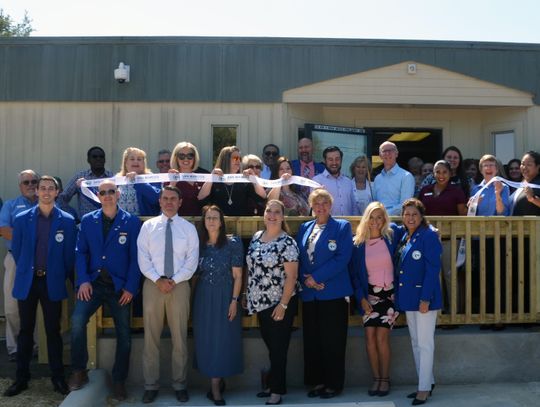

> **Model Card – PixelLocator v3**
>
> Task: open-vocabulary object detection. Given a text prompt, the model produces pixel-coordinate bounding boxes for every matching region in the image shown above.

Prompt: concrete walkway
[61,370,540,407]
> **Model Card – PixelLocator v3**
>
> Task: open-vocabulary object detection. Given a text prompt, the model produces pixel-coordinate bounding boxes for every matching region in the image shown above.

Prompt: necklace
[224,183,234,205]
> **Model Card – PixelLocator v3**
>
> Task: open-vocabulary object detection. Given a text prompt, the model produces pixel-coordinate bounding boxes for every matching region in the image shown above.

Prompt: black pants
[302,297,348,392]
[17,276,64,382]
[258,296,298,395]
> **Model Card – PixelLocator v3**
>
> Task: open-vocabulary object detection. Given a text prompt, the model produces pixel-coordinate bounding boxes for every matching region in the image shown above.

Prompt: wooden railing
[81,216,540,368]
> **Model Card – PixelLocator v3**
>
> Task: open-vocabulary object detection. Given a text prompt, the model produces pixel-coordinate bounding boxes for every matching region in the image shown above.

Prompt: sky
[2,0,540,43]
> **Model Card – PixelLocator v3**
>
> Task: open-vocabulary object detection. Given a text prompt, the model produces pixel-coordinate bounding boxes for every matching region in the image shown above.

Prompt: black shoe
[377,378,390,397]
[407,384,435,398]
[307,387,324,397]
[142,390,158,403]
[265,396,282,405]
[8,352,17,362]
[412,397,427,405]
[320,388,340,399]
[368,378,380,396]
[175,389,189,403]
[207,391,226,406]
[3,381,28,397]
[52,378,70,395]
[257,390,271,398]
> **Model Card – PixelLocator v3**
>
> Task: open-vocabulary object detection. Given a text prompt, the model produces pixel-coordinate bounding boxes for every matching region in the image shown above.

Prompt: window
[493,131,515,164]
[212,126,238,165]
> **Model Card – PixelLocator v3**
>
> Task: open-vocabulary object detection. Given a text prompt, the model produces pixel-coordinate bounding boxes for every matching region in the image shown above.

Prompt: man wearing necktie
[137,186,199,404]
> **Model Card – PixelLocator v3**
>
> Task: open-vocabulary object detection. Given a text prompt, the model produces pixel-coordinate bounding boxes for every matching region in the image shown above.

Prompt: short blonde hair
[117,147,152,176]
[242,154,262,170]
[308,188,333,207]
[353,201,393,245]
[171,141,200,171]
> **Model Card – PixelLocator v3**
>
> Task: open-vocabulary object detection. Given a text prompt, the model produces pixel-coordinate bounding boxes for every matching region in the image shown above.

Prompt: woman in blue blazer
[349,202,404,397]
[296,189,353,399]
[395,198,442,406]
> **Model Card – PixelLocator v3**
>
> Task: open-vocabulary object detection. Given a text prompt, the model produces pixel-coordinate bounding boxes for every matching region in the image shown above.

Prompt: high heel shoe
[368,378,380,396]
[377,378,390,397]
[207,391,226,406]
[412,391,429,405]
[407,384,435,398]
[265,395,282,405]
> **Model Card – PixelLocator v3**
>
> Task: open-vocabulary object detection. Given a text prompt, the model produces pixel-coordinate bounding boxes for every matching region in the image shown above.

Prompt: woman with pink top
[349,202,403,398]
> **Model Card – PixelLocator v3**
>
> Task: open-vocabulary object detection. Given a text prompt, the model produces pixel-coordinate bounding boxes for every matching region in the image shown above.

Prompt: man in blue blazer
[67,180,141,401]
[4,176,77,397]
[291,138,325,178]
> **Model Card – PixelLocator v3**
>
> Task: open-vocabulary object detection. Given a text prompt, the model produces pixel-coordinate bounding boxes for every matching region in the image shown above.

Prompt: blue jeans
[71,280,131,382]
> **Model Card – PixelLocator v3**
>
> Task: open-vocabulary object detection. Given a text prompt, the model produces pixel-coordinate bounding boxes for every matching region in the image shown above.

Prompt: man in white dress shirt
[137,186,199,404]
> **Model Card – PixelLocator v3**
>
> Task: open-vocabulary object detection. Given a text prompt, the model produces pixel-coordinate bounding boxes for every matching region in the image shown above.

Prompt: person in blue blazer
[296,189,353,399]
[349,202,404,397]
[68,180,141,400]
[394,198,442,406]
[4,176,77,397]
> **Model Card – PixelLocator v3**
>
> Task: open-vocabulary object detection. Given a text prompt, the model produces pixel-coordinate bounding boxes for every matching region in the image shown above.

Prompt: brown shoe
[113,382,127,401]
[68,370,89,391]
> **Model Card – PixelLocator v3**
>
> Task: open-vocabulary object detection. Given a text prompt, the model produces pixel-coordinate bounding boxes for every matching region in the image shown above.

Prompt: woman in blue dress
[192,204,244,406]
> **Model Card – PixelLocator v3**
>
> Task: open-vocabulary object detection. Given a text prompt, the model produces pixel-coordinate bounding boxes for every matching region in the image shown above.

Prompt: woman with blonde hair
[198,146,266,216]
[116,147,160,216]
[349,155,373,215]
[349,202,402,397]
[168,141,207,216]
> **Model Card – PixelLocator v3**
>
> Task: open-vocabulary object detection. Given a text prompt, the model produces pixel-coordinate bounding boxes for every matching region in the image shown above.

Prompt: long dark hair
[442,146,470,197]
[271,156,300,194]
[198,205,228,249]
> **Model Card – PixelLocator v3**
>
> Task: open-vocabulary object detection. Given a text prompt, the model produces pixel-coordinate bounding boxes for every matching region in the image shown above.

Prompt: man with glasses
[261,144,280,179]
[0,170,39,362]
[4,176,76,397]
[156,149,172,173]
[67,180,141,401]
[58,146,113,218]
[372,141,415,215]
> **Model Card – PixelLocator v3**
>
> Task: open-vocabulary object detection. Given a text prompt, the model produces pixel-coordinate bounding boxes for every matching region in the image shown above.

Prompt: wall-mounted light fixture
[114,62,130,83]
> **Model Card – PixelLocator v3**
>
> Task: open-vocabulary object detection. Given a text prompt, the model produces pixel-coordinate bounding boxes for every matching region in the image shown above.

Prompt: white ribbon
[81,172,322,204]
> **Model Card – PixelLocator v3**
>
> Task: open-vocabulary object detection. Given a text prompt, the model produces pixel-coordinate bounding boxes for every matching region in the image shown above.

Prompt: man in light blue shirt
[0,170,39,360]
[313,146,358,216]
[373,141,415,216]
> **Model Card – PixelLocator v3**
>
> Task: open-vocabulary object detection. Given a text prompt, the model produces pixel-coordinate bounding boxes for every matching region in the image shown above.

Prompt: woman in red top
[418,160,466,314]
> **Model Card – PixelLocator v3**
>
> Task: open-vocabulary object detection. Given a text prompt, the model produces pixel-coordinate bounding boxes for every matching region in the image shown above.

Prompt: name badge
[424,192,433,196]
[55,231,64,243]
[328,240,337,251]
[412,250,422,260]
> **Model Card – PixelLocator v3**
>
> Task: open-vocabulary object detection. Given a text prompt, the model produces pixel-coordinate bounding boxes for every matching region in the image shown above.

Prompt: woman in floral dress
[349,201,403,397]
[246,199,299,405]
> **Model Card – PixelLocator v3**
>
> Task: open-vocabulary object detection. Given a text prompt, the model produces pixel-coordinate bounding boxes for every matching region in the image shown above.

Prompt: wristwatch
[279,303,288,310]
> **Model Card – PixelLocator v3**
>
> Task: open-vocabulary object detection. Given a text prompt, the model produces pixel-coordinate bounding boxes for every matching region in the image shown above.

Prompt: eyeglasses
[98,189,117,196]
[231,155,241,162]
[247,164,262,170]
[380,149,396,154]
[90,154,105,159]
[177,153,195,160]
[21,179,38,186]
[157,159,170,164]
[264,151,278,157]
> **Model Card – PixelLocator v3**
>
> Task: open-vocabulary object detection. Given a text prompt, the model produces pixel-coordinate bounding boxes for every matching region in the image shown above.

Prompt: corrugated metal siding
[0,37,539,103]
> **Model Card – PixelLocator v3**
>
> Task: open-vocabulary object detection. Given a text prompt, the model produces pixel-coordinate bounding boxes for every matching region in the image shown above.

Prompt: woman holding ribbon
[470,155,510,320]
[198,146,266,216]
[246,199,299,405]
[296,189,353,399]
[168,142,205,216]
[395,198,442,406]
[267,157,310,216]
[116,147,160,216]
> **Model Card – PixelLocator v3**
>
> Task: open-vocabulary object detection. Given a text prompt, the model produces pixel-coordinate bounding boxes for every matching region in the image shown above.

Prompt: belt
[35,269,47,277]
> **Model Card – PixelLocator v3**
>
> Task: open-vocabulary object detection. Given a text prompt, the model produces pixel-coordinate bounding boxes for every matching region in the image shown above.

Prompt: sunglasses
[231,155,241,162]
[21,179,38,186]
[98,189,117,196]
[264,151,278,157]
[247,164,262,170]
[90,154,105,159]
[177,153,195,160]
[157,159,170,164]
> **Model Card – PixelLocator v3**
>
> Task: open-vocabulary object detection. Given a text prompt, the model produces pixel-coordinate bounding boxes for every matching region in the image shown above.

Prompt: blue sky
[3,0,540,43]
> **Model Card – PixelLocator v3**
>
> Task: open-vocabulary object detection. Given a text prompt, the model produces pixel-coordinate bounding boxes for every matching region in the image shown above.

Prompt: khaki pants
[142,279,190,391]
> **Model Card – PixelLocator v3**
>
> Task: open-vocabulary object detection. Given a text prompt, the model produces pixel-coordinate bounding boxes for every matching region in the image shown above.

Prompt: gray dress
[192,236,244,377]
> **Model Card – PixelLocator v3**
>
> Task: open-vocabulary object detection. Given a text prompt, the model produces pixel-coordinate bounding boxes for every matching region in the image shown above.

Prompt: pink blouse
[365,238,394,288]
